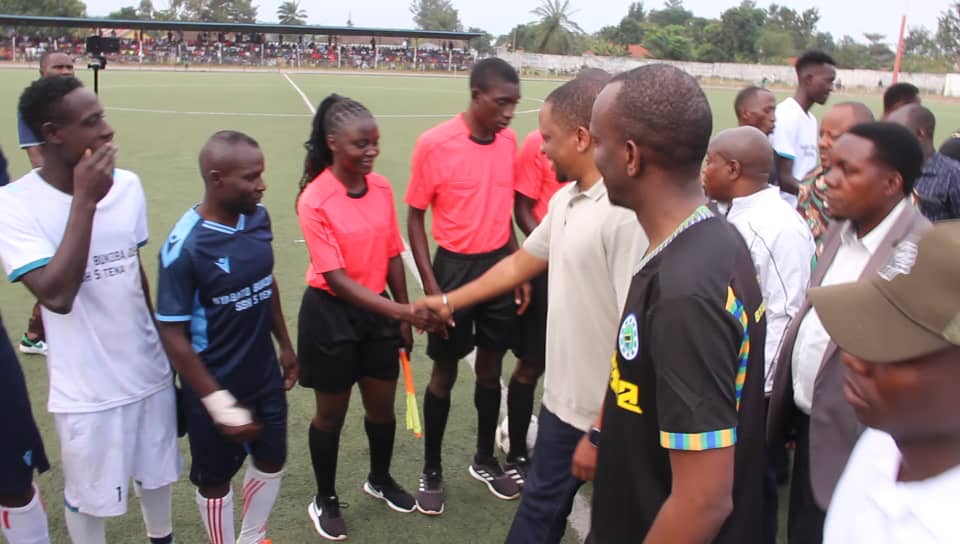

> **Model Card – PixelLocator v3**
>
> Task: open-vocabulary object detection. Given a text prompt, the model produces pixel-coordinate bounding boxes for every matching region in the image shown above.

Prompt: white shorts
[54,384,183,517]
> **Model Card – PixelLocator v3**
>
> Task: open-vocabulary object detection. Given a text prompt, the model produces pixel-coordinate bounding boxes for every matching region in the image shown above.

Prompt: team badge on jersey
[618,313,639,360]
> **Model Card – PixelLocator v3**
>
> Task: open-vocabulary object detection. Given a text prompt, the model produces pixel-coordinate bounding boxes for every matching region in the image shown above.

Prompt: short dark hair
[299,94,373,201]
[207,129,259,149]
[883,82,920,113]
[846,122,924,195]
[900,104,936,142]
[18,75,85,141]
[733,86,771,117]
[469,57,519,91]
[795,50,836,74]
[939,135,960,162]
[545,70,611,129]
[39,50,64,68]
[609,64,712,173]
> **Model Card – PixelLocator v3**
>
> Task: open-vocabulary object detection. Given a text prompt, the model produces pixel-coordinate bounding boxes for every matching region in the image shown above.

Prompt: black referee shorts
[427,245,517,362]
[297,286,402,393]
[512,270,547,362]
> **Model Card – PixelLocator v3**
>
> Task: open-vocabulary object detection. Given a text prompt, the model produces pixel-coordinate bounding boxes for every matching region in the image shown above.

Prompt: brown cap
[809,221,960,363]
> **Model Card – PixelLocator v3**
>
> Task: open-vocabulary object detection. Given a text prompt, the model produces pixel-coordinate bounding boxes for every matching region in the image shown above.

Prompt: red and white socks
[196,464,283,544]
[0,485,49,544]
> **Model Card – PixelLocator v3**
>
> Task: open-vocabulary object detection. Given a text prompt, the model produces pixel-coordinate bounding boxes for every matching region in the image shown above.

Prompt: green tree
[530,0,585,55]
[184,0,257,23]
[467,26,495,54]
[645,24,694,60]
[410,0,462,31]
[936,2,960,60]
[833,35,872,69]
[863,32,895,69]
[648,0,692,27]
[589,37,627,56]
[904,27,938,57]
[499,23,538,51]
[108,6,140,18]
[277,0,307,25]
[765,4,820,51]
[755,27,793,62]
[718,1,766,62]
[137,0,154,18]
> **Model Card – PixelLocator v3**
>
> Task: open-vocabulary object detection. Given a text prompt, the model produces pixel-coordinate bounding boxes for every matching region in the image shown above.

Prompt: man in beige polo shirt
[415,73,646,543]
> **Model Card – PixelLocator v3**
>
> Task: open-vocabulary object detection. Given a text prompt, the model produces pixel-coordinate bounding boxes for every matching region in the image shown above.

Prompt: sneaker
[503,456,531,489]
[307,496,347,541]
[19,335,47,356]
[468,455,521,500]
[363,477,415,513]
[415,469,445,515]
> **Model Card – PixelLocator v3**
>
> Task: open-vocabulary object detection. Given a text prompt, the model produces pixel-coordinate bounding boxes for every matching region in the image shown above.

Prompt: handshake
[403,294,457,336]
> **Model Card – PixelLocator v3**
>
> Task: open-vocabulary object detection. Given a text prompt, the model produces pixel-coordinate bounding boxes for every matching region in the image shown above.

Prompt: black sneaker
[415,469,445,515]
[363,476,416,513]
[468,455,521,500]
[307,496,347,541]
[503,456,531,489]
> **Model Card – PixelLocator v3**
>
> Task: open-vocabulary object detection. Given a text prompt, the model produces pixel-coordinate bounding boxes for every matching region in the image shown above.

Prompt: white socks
[0,485,49,544]
[135,481,173,541]
[196,487,234,544]
[64,507,106,544]
[237,465,283,544]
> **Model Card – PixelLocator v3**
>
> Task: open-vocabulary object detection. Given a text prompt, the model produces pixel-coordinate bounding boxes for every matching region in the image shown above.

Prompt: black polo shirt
[591,207,767,544]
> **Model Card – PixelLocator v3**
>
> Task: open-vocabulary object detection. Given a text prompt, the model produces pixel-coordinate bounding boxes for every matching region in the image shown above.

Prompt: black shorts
[297,286,402,393]
[427,246,517,361]
[184,386,288,487]
[512,271,547,362]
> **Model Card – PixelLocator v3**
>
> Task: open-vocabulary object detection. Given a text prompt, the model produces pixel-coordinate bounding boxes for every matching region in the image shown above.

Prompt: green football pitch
[1,67,957,543]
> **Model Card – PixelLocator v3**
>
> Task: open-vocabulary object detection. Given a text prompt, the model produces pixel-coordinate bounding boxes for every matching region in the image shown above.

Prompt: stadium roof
[0,14,482,41]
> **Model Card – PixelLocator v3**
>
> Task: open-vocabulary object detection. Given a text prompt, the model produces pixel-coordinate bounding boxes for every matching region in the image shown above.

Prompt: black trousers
[788,412,826,544]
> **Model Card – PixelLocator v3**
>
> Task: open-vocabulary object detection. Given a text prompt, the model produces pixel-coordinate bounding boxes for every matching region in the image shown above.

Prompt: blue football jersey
[156,205,281,400]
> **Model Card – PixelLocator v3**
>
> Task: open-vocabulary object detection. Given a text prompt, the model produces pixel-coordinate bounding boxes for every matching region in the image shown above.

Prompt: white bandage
[201,390,254,427]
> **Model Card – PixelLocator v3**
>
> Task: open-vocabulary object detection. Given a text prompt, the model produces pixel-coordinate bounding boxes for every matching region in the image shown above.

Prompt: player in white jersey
[0,76,181,544]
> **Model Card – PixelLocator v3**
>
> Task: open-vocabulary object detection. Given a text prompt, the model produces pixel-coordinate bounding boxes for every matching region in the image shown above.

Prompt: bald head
[711,127,773,182]
[887,103,936,145]
[39,52,75,77]
[199,130,261,184]
[819,102,875,169]
[702,127,773,202]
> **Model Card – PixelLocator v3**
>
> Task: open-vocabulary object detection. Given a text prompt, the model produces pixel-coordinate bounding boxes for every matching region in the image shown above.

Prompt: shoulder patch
[161,209,202,268]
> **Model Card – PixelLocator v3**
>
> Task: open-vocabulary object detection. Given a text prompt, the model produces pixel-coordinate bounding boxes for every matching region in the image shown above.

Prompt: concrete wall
[497,50,950,94]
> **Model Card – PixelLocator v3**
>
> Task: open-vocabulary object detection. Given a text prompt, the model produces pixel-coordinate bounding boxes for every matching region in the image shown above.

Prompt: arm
[774,156,800,195]
[514,193,539,236]
[325,265,432,331]
[269,276,299,390]
[572,409,603,481]
[407,206,442,295]
[157,321,262,442]
[386,254,415,351]
[19,145,117,313]
[643,448,735,544]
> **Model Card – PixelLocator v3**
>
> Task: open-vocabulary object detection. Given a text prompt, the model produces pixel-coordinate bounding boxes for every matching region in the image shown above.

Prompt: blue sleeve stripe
[9,257,51,282]
[155,314,192,322]
[775,150,795,160]
[138,238,149,248]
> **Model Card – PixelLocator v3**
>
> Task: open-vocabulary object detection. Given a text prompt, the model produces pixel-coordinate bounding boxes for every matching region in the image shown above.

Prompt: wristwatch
[588,426,601,447]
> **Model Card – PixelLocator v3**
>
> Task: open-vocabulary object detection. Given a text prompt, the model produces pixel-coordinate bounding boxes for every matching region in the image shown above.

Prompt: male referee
[156,131,298,544]
[405,57,527,513]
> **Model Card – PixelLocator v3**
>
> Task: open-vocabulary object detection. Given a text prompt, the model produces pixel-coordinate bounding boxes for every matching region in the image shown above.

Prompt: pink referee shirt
[404,113,517,254]
[514,129,561,223]
[297,169,404,295]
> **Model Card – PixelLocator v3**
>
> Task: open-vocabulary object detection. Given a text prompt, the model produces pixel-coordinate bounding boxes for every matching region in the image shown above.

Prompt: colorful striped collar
[637,205,714,271]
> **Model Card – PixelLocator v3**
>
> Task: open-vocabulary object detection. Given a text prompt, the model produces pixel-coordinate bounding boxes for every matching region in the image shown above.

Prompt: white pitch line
[283,72,317,114]
[111,106,309,117]
[570,491,592,543]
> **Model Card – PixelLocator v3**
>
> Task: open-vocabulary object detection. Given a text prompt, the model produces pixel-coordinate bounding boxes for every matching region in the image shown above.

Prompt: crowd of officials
[0,48,958,544]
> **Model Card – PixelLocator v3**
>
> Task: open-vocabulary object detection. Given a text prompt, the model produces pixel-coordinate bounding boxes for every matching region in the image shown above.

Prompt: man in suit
[767,121,932,544]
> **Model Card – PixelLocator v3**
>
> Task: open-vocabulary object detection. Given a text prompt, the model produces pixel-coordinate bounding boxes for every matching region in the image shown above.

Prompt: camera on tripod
[85,36,120,94]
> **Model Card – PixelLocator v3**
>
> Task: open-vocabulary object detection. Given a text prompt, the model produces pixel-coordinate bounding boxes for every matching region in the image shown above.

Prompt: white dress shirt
[725,186,814,394]
[824,428,960,543]
[791,199,908,414]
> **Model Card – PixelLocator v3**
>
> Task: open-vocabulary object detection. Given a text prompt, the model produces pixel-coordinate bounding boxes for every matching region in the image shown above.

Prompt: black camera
[85,36,120,55]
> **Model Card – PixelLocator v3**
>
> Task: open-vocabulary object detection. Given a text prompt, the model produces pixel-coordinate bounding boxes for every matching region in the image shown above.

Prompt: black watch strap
[588,426,601,447]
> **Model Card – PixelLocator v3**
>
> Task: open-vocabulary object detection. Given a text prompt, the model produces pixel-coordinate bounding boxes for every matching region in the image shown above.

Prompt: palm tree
[531,0,584,55]
[277,0,307,25]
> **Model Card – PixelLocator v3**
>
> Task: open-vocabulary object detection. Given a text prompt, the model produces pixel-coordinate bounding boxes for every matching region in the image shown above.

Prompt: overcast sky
[81,0,947,46]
